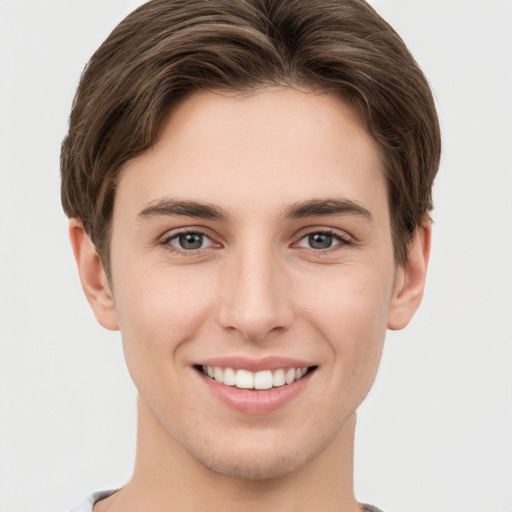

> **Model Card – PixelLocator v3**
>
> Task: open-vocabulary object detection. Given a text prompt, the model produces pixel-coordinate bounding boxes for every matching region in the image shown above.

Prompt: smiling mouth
[196,365,317,390]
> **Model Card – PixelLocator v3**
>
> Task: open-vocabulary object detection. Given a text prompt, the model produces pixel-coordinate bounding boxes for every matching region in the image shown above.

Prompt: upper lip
[194,356,316,372]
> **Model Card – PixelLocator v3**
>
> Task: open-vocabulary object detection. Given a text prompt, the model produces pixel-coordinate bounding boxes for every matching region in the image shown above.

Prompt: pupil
[179,233,203,250]
[309,233,332,249]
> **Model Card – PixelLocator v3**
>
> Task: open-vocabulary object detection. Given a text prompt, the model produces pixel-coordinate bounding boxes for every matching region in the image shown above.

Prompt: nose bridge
[217,237,292,341]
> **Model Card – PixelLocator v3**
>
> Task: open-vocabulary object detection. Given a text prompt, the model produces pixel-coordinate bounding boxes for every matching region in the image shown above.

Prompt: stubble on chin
[174,419,347,482]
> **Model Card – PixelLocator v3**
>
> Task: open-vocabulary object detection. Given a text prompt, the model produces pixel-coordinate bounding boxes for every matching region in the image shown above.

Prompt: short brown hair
[61,0,441,274]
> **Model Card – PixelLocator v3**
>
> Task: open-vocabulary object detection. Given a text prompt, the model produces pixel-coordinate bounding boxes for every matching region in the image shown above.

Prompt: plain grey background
[0,1,511,511]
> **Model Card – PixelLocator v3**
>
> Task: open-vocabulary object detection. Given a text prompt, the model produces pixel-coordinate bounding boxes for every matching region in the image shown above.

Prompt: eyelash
[159,228,352,255]
[160,229,215,256]
[295,229,352,253]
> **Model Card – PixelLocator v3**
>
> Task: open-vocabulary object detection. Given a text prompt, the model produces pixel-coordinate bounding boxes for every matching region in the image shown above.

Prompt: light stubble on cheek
[307,257,392,382]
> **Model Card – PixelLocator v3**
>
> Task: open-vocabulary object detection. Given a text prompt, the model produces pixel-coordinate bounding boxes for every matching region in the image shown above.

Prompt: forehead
[115,87,387,221]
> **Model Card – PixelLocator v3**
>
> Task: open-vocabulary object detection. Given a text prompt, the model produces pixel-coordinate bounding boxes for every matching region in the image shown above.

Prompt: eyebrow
[283,198,373,221]
[137,199,229,221]
[137,197,372,223]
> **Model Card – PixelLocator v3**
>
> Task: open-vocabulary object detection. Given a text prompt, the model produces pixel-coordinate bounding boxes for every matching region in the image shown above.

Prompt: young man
[61,1,440,510]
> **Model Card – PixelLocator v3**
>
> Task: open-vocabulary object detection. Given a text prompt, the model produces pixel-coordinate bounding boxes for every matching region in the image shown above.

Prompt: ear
[387,222,432,330]
[69,219,119,331]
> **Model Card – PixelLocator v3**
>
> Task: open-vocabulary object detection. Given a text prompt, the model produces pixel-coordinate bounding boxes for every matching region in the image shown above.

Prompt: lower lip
[197,370,312,415]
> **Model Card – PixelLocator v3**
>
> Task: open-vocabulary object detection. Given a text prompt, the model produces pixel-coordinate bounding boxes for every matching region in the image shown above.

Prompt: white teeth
[235,369,254,389]
[285,368,296,385]
[201,365,311,390]
[223,367,236,386]
[272,369,286,387]
[214,367,223,382]
[254,370,273,390]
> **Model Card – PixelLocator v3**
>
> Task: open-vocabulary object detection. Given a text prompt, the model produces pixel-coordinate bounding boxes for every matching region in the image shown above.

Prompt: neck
[96,397,361,512]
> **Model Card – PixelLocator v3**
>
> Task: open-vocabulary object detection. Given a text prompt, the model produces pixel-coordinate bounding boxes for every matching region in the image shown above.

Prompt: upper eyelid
[295,226,352,241]
[159,226,214,243]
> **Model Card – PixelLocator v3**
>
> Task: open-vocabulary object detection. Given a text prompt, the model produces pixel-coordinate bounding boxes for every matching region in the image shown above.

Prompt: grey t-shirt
[69,490,385,512]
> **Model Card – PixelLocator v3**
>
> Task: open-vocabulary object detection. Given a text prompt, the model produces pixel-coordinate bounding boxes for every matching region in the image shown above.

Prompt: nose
[216,245,294,343]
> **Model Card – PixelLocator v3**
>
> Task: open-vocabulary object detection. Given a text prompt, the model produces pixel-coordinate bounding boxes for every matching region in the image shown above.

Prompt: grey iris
[179,233,203,250]
[309,233,333,249]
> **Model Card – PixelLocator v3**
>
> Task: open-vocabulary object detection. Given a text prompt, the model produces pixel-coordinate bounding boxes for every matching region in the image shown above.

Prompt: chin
[197,449,309,481]
[183,426,339,482]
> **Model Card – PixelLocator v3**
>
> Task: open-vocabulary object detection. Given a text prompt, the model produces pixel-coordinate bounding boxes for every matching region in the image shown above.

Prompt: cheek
[113,267,214,365]
[112,269,216,417]
[297,262,393,364]
[302,260,392,319]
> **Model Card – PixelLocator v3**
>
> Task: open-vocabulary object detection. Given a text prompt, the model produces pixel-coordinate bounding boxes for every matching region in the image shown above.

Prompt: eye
[163,231,215,251]
[296,231,349,250]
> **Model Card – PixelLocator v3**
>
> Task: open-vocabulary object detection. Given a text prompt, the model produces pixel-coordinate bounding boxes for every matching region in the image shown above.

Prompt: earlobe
[69,219,119,331]
[387,222,432,331]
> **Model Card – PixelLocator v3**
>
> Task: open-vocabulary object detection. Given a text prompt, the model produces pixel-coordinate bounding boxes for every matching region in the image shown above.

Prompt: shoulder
[68,490,117,512]
[362,505,386,512]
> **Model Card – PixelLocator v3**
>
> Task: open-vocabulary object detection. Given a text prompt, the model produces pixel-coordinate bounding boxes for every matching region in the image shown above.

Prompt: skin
[70,88,430,512]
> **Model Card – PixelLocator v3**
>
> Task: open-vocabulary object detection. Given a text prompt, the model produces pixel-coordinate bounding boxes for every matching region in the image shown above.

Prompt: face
[107,88,401,479]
